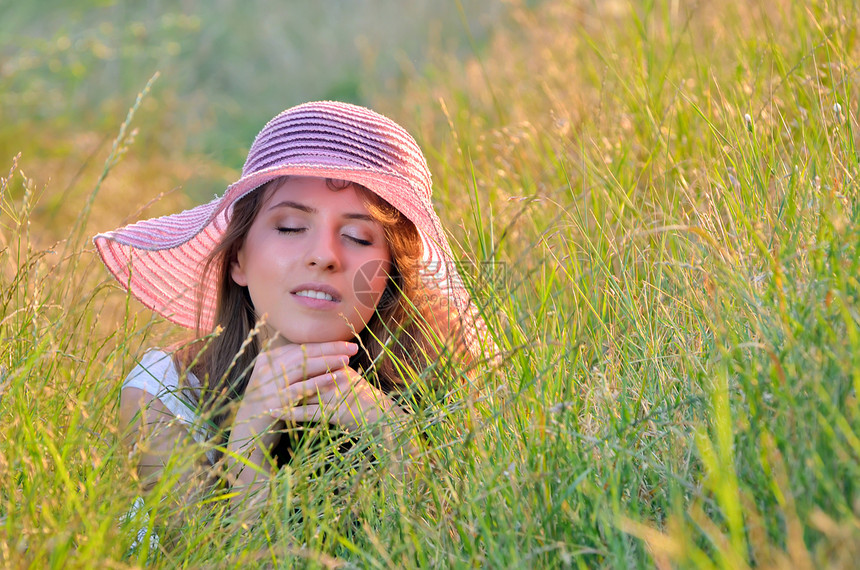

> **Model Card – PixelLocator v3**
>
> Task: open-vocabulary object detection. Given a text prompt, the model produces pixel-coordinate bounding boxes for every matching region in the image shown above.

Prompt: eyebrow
[268,200,375,222]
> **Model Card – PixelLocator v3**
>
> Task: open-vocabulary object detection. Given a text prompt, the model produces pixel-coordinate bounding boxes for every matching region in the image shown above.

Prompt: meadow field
[2,0,859,567]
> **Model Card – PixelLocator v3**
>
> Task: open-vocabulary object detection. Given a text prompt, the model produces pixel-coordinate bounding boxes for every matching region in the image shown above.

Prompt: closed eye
[345,235,372,246]
[276,226,304,234]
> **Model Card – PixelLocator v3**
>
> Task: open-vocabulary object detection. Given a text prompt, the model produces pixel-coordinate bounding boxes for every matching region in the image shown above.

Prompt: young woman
[94,101,487,507]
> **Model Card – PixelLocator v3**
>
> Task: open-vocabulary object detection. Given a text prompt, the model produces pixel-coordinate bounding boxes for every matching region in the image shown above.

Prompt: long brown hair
[177,177,462,430]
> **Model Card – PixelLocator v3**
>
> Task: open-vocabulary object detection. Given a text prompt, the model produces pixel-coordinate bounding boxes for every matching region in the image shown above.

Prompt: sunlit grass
[2,0,860,567]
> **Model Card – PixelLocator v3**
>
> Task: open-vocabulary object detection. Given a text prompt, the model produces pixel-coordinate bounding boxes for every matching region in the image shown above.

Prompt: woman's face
[231,176,392,345]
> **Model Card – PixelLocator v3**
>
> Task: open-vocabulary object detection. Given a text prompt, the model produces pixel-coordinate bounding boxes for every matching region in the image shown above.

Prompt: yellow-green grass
[2,0,860,567]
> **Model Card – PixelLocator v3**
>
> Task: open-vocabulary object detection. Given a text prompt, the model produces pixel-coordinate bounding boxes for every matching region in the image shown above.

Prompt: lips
[290,283,342,303]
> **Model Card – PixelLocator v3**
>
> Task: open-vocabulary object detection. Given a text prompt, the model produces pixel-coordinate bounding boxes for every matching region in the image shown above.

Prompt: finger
[264,341,356,361]
[293,371,365,408]
[282,404,323,424]
[257,352,351,382]
[285,370,341,402]
[294,341,359,359]
[284,355,352,385]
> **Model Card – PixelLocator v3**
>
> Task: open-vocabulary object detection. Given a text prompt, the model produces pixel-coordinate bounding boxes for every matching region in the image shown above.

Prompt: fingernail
[346,342,359,353]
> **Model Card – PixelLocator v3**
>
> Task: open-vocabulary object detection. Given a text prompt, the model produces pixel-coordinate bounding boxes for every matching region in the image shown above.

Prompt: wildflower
[833,102,843,123]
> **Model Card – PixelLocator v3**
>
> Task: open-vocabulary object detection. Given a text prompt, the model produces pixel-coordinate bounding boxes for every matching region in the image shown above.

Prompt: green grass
[2,0,860,567]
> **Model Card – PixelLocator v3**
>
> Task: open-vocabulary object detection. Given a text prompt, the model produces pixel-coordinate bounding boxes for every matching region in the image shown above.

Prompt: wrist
[225,399,282,484]
[228,404,279,455]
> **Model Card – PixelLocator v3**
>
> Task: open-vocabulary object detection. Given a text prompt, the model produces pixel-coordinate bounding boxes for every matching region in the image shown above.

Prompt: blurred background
[0,0,510,211]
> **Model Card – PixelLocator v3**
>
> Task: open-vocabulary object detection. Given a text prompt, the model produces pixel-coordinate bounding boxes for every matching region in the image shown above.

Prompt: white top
[123,349,215,464]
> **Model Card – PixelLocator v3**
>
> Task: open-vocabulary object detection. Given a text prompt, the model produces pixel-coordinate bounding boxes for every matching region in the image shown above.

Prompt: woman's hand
[240,341,359,420]
[225,341,358,497]
[284,366,420,479]
[282,365,400,431]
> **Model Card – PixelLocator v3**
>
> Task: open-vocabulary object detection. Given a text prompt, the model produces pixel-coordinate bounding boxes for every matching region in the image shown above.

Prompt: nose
[305,231,341,271]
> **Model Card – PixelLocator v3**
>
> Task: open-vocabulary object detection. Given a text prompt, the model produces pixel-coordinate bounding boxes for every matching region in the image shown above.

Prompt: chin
[277,327,357,345]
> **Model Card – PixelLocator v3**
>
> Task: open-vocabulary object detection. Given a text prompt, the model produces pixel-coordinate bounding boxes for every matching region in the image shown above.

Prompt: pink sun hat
[93,100,482,347]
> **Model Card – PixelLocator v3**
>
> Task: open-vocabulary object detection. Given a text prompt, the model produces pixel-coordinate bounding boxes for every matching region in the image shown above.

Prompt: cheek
[351,258,392,311]
[234,238,277,299]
